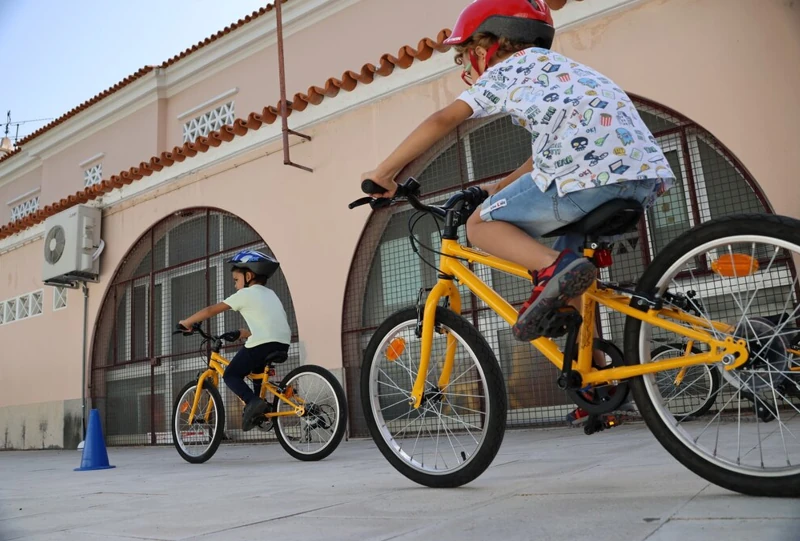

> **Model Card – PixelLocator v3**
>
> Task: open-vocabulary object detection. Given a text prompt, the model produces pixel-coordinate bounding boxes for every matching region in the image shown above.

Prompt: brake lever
[369,198,392,209]
[348,196,372,209]
[350,179,395,210]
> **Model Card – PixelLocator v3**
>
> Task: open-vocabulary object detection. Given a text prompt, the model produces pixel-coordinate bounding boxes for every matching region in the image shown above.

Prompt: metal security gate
[90,208,300,446]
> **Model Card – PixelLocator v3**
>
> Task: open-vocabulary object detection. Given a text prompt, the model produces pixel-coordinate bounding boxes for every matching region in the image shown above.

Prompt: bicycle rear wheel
[624,214,800,496]
[361,306,507,488]
[172,380,225,464]
[273,364,347,461]
[651,343,720,420]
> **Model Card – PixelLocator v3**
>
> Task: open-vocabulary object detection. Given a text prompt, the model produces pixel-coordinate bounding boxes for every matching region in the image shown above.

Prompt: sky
[0,0,272,141]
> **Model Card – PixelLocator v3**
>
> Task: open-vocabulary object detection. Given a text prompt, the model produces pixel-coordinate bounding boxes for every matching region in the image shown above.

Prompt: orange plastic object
[711,254,759,277]
[179,401,189,414]
[385,337,406,361]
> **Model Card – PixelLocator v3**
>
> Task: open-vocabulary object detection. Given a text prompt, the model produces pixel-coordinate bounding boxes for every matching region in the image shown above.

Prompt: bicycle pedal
[582,414,621,435]
[539,307,582,339]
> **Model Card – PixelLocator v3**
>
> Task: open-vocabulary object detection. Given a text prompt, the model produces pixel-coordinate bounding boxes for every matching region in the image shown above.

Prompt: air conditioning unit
[42,204,103,286]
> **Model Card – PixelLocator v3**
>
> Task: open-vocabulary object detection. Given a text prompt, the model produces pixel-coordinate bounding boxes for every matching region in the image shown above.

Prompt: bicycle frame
[410,238,750,409]
[186,351,305,424]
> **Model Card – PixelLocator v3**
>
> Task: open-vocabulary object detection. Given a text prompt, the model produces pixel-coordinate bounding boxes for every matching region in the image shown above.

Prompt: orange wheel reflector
[711,254,759,277]
[180,401,189,414]
[385,337,406,361]
[285,386,294,399]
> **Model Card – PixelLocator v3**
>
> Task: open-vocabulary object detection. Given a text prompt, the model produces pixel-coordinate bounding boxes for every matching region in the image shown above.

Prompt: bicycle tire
[273,364,348,461]
[623,214,800,497]
[172,380,225,464]
[361,306,507,488]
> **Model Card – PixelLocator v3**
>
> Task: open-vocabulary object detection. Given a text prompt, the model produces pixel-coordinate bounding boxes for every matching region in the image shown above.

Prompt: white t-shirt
[223,285,292,348]
[457,47,675,198]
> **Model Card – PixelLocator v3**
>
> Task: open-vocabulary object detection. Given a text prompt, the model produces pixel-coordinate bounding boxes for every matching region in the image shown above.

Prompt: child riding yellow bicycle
[360,0,673,422]
[179,249,292,432]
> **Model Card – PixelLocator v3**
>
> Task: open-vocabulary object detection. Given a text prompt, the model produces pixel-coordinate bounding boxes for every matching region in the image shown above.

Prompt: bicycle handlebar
[173,323,220,342]
[348,177,488,219]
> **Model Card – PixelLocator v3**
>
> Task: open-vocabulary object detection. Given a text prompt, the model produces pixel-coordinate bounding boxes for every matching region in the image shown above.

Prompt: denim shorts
[478,174,663,253]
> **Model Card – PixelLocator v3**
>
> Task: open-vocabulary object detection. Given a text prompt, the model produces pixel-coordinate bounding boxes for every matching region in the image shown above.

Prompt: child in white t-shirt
[179,249,292,431]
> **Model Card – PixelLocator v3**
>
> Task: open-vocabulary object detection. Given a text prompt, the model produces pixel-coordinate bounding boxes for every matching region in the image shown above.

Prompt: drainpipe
[81,282,89,444]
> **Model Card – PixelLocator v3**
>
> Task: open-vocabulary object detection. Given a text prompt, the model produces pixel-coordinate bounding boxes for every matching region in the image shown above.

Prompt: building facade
[1,0,798,448]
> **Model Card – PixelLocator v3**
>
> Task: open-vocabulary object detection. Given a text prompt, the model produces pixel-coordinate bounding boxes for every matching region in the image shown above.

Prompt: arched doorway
[342,97,774,437]
[90,208,299,445]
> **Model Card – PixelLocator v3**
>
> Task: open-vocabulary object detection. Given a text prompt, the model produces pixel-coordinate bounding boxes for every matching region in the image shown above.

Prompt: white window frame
[84,163,103,187]
[9,195,39,222]
[182,101,235,144]
[53,286,68,311]
[0,290,44,326]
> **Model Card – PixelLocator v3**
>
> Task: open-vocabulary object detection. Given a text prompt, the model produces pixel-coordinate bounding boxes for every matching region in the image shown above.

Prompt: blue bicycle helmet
[227,249,280,282]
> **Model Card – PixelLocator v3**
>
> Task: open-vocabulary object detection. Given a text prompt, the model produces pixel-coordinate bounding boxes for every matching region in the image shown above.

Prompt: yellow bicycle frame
[410,238,749,409]
[186,352,305,424]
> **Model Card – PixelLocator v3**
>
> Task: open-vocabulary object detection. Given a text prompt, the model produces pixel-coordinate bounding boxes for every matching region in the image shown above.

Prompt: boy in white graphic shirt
[361,0,674,344]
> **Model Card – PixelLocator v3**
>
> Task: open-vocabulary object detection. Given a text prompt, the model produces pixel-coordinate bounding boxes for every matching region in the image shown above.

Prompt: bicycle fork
[411,279,462,409]
[187,370,219,424]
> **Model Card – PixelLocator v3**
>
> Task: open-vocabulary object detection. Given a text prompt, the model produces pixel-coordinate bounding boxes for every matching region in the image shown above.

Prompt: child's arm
[179,302,230,330]
[362,100,474,197]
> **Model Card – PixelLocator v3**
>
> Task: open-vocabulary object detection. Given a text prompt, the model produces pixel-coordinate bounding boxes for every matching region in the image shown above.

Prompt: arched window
[342,96,772,436]
[91,208,299,445]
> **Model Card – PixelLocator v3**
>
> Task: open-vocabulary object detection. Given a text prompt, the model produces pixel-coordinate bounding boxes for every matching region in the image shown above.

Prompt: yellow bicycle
[171,324,347,463]
[350,177,800,496]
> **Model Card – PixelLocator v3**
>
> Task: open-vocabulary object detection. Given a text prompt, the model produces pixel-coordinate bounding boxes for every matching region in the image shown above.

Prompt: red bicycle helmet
[444,0,555,49]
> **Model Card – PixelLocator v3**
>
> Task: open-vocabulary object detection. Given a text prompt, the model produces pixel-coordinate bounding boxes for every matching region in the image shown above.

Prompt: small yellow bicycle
[171,324,347,464]
[350,177,800,497]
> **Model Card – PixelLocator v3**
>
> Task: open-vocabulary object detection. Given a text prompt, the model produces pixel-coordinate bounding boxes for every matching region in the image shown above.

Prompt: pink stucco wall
[1,0,798,443]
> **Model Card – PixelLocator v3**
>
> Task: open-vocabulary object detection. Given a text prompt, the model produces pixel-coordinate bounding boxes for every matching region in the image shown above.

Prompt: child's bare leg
[467,208,596,342]
[466,212,560,271]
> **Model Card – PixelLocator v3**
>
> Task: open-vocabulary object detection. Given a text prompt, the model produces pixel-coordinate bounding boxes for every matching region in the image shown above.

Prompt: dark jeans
[222,342,289,404]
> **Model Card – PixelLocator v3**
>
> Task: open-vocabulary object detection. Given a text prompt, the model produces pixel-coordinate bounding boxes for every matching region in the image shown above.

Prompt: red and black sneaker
[512,250,597,341]
[567,407,590,426]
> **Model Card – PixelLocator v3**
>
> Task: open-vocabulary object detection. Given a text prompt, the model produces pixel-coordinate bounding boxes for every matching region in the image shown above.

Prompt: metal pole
[81,282,89,442]
[274,0,312,172]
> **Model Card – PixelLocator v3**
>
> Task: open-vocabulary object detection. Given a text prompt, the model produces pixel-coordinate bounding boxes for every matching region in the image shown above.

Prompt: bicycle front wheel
[361,306,507,488]
[624,214,800,497]
[172,380,225,464]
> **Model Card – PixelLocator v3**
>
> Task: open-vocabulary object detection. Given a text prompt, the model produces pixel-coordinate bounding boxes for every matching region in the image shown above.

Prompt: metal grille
[91,208,299,446]
[342,96,774,437]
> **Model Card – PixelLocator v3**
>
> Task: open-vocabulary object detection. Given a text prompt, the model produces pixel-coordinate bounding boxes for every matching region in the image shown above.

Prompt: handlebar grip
[361,179,387,195]
[173,323,190,336]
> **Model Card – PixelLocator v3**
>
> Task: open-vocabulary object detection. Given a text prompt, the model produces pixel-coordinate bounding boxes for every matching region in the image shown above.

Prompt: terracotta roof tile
[0,29,461,242]
[0,0,587,242]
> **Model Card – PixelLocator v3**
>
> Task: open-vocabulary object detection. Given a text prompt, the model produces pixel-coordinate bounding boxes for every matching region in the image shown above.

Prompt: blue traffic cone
[74,409,115,471]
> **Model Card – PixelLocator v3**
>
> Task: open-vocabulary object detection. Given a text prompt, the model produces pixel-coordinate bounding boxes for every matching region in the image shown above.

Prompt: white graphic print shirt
[457,48,675,198]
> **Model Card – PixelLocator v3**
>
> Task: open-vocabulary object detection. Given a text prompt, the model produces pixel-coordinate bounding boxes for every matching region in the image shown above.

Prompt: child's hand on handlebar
[360,169,397,198]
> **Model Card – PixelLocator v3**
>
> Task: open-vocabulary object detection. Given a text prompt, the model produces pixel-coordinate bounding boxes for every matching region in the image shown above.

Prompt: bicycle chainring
[567,339,631,415]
